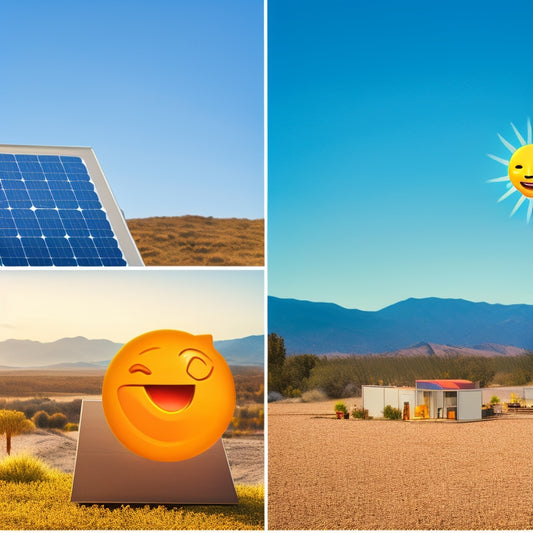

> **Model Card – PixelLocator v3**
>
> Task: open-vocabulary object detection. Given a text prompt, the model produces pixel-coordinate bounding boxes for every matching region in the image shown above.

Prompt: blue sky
[0,0,263,220]
[268,0,533,310]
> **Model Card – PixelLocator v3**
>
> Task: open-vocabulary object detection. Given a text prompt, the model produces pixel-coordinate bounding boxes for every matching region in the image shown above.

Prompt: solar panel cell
[0,149,132,267]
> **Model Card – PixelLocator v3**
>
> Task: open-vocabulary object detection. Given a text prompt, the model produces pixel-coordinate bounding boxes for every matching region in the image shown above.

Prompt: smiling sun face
[508,144,533,198]
[102,330,235,462]
[488,118,533,221]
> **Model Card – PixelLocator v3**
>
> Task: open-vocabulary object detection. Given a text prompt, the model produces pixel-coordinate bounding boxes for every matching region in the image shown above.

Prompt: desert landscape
[0,428,263,485]
[127,215,264,266]
[268,399,533,530]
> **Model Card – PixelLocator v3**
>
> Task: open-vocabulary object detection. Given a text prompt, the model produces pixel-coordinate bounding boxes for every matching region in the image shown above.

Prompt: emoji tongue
[144,385,195,412]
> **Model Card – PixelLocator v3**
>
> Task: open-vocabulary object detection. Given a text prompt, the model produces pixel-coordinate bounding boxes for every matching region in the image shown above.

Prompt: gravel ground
[0,429,264,485]
[268,399,533,530]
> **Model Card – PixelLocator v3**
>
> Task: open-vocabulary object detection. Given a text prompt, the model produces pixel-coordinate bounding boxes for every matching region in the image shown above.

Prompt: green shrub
[63,423,79,431]
[383,405,402,420]
[351,407,365,418]
[490,395,500,404]
[334,402,347,414]
[47,412,67,429]
[32,410,50,428]
[0,454,55,483]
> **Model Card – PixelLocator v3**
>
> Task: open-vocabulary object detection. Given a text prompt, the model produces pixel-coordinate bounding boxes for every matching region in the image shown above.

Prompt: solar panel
[0,145,144,267]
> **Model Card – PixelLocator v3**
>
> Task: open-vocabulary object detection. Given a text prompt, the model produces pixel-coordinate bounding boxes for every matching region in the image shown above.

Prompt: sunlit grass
[127,215,264,266]
[0,473,264,529]
[0,454,58,483]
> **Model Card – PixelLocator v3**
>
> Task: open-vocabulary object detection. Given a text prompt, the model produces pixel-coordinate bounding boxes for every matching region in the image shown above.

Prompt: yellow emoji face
[509,144,533,198]
[102,330,235,462]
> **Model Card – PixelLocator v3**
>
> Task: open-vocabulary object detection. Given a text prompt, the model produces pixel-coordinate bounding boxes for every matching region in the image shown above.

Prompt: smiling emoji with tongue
[102,330,236,462]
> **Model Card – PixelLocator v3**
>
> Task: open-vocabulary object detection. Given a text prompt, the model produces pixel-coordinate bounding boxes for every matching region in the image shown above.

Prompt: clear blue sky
[268,0,533,310]
[0,0,263,220]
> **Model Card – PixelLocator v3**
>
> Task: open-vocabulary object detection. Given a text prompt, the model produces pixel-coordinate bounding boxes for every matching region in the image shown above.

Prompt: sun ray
[488,154,509,166]
[497,187,517,203]
[486,176,510,183]
[528,118,532,144]
[497,133,517,153]
[510,195,526,217]
[511,122,526,146]
[528,199,533,223]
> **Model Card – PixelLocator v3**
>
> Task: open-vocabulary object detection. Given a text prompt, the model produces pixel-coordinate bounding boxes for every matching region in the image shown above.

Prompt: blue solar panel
[0,153,127,266]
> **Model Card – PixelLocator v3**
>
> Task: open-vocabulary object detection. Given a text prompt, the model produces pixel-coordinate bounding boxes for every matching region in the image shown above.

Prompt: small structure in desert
[362,379,482,421]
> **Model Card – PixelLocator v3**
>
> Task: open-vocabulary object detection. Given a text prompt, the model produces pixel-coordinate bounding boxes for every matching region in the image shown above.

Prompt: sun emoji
[488,118,533,222]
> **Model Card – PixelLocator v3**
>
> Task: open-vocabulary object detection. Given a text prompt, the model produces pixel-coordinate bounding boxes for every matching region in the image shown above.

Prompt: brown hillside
[127,215,264,266]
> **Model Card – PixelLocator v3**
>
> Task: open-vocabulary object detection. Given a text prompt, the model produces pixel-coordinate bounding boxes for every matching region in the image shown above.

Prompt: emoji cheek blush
[102,329,236,462]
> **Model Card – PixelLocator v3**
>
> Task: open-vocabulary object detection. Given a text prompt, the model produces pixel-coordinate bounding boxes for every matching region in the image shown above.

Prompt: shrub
[351,407,365,418]
[63,423,79,431]
[334,402,347,414]
[383,405,402,420]
[301,389,327,402]
[490,395,500,404]
[0,454,54,483]
[47,413,67,429]
[32,410,50,428]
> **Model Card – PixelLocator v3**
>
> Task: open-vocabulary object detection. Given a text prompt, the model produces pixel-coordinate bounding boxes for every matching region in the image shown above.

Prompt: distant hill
[127,215,264,266]
[0,335,263,369]
[384,342,525,358]
[268,296,533,355]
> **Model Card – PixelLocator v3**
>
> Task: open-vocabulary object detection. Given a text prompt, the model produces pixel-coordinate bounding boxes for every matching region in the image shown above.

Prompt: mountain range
[268,296,533,355]
[0,335,263,369]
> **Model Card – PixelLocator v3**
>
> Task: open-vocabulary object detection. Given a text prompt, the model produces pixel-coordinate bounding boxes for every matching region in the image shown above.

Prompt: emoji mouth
[144,384,195,412]
[520,181,533,189]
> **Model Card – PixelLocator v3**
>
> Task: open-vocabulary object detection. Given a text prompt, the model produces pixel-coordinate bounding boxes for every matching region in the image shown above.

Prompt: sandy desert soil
[0,430,263,485]
[268,399,533,530]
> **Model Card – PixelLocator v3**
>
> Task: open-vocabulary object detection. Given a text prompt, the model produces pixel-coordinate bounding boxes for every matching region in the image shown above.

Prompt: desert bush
[0,398,82,424]
[301,389,328,402]
[351,407,365,418]
[383,405,402,420]
[47,413,67,429]
[63,423,79,431]
[32,410,50,428]
[0,454,55,483]
[490,395,500,404]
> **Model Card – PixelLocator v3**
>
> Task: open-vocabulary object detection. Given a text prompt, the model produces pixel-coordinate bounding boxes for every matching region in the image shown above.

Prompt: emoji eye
[515,165,523,169]
[180,349,214,381]
[129,363,152,375]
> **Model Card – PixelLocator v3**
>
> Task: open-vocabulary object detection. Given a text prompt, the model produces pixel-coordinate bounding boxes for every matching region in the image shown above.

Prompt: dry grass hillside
[127,215,264,266]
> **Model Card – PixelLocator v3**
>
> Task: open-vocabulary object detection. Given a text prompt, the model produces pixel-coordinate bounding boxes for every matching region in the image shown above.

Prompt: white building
[362,379,482,421]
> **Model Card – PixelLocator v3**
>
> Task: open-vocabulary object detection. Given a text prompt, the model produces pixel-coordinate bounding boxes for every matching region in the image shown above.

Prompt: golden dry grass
[127,215,264,266]
[0,473,264,530]
[268,399,533,530]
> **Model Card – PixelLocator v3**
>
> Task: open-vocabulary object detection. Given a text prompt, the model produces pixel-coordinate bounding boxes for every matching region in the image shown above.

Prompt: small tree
[0,410,34,455]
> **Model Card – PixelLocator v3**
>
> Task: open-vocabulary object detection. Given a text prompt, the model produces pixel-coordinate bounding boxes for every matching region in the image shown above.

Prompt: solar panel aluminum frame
[0,144,144,267]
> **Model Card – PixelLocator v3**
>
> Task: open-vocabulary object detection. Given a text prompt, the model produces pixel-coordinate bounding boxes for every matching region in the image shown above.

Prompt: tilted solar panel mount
[0,145,143,267]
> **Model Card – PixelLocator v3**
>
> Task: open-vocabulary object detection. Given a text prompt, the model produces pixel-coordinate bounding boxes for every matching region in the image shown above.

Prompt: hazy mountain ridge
[0,335,263,368]
[269,296,533,355]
